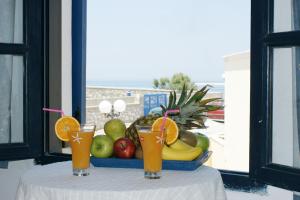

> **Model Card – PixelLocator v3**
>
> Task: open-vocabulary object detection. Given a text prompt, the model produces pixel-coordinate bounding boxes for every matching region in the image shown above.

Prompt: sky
[86,0,250,84]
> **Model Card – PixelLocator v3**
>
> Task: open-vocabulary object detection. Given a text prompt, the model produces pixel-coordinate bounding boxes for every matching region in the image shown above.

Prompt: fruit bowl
[90,151,212,171]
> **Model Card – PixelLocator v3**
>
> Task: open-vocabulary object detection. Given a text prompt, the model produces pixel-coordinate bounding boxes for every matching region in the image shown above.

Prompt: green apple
[104,119,126,141]
[195,133,210,152]
[91,135,114,158]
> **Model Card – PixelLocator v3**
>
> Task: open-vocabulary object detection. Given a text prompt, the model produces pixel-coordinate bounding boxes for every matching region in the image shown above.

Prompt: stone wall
[86,86,223,130]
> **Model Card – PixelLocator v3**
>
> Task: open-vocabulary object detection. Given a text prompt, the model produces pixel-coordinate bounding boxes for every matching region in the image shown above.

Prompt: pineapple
[125,84,222,147]
[161,84,222,130]
[125,114,160,147]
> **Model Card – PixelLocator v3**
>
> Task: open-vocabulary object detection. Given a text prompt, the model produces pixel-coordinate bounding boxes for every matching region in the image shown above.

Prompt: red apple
[113,138,136,158]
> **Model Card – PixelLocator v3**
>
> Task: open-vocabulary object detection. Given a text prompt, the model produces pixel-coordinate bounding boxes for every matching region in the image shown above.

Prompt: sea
[86,80,224,93]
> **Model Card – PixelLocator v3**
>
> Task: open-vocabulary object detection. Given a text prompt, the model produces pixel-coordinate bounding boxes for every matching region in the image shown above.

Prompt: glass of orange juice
[136,125,164,179]
[69,124,95,176]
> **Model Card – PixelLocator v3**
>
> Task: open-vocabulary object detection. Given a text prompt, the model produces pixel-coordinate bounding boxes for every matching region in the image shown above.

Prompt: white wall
[61,0,72,116]
[224,51,250,172]
[49,0,73,153]
[223,48,299,170]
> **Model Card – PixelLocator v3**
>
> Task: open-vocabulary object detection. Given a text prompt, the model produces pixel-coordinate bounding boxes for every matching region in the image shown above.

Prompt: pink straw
[43,108,65,116]
[160,109,180,132]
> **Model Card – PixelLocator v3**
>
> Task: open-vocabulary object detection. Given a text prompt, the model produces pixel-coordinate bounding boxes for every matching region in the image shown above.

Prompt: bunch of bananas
[162,139,203,161]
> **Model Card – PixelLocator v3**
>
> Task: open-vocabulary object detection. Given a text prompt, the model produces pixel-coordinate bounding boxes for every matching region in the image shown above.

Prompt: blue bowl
[90,151,212,171]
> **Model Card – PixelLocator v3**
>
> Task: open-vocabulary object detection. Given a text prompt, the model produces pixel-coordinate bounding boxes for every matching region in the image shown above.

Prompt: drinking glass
[136,125,164,179]
[69,124,95,176]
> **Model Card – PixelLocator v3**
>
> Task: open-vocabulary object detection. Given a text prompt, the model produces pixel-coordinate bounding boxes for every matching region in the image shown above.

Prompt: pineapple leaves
[167,91,173,110]
[199,84,212,92]
[180,105,202,116]
[160,105,167,114]
[164,84,223,130]
[186,88,194,102]
[167,91,178,110]
[198,98,222,106]
[177,84,187,106]
[205,105,223,111]
[184,89,208,106]
[172,91,177,109]
[172,116,187,125]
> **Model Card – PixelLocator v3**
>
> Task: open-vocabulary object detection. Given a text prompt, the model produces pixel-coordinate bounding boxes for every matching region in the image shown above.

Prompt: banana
[162,145,203,161]
[169,139,194,151]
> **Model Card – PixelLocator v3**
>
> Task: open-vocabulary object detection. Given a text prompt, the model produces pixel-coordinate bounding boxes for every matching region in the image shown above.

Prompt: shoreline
[86,84,224,93]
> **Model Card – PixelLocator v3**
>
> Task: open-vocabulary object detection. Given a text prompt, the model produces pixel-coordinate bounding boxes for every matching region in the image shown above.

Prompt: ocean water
[195,83,225,93]
[86,80,224,93]
[86,80,153,89]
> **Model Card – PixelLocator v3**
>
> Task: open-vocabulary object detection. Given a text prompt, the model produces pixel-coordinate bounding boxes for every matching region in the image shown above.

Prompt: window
[44,1,254,189]
[0,0,44,161]
[42,0,300,193]
[250,0,300,192]
[45,0,254,188]
[86,0,250,172]
[85,0,250,174]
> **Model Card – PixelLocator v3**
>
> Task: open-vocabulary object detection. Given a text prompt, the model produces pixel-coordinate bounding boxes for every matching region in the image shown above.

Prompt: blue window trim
[72,0,87,123]
[67,0,265,191]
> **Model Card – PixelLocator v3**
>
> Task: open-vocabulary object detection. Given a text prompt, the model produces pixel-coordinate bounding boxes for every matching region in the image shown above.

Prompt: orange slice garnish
[152,117,179,145]
[54,116,80,141]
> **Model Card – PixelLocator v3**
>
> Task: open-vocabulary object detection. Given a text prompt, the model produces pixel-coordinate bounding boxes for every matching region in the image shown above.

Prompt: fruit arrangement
[125,84,221,148]
[90,117,210,162]
[90,119,136,159]
[91,84,218,162]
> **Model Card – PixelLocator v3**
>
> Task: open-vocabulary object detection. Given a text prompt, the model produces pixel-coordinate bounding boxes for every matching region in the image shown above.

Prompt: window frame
[41,0,278,191]
[250,0,300,192]
[0,0,45,161]
[37,0,86,165]
[72,0,87,124]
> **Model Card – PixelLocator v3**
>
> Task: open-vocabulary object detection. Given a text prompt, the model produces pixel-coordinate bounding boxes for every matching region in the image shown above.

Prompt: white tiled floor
[226,186,298,200]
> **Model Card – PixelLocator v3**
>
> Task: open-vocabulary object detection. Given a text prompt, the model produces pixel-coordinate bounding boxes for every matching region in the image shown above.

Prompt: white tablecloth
[16,161,227,200]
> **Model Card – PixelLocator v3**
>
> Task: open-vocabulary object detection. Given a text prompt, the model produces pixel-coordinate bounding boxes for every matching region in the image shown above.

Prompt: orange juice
[69,125,95,176]
[136,125,164,179]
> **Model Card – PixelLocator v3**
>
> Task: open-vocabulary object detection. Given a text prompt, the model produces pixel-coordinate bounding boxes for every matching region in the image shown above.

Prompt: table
[16,161,227,200]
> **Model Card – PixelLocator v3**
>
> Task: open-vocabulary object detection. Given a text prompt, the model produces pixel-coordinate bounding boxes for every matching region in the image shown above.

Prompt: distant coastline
[86,80,224,93]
